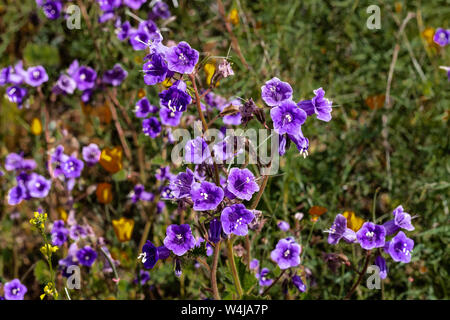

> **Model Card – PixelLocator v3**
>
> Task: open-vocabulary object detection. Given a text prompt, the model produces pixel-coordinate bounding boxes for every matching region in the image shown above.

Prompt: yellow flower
[162,78,173,88]
[112,217,135,242]
[40,243,59,257]
[342,211,364,232]
[137,88,146,99]
[30,117,42,135]
[96,182,113,204]
[422,27,436,46]
[229,8,239,26]
[40,282,58,300]
[204,62,216,86]
[30,211,48,233]
[99,146,123,173]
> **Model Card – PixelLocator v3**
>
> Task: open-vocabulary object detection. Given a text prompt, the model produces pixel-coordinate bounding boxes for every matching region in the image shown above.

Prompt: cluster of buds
[40,282,58,300]
[29,211,47,234]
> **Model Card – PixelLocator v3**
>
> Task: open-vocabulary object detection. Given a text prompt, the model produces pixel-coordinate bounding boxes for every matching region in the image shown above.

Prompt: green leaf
[112,169,127,182]
[34,260,51,285]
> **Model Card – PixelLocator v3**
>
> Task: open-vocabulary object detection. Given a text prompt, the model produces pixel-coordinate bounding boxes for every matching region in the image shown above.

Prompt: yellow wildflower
[204,62,216,86]
[112,217,135,242]
[229,8,239,26]
[31,117,42,135]
[40,243,59,257]
[99,146,123,173]
[342,211,364,232]
[96,182,113,204]
[40,282,58,300]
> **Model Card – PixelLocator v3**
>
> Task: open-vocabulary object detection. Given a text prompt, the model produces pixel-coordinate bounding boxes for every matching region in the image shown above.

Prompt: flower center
[12,288,19,295]
[138,252,147,263]
[284,249,290,257]
[200,192,208,200]
[366,231,374,238]
[178,53,187,62]
[284,114,292,122]
[176,234,183,240]
[33,71,40,79]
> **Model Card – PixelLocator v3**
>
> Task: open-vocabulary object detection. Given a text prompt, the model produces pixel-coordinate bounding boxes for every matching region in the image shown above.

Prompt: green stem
[226,238,243,299]
[301,221,316,260]
[211,241,221,300]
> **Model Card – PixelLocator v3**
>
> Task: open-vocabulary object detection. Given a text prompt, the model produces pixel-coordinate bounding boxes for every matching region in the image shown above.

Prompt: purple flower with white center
[261,77,293,107]
[226,168,260,201]
[52,228,68,246]
[102,64,128,86]
[123,0,147,10]
[250,259,259,271]
[256,268,273,287]
[163,224,196,256]
[288,132,309,158]
[55,74,76,94]
[62,156,84,179]
[138,240,170,269]
[221,204,254,236]
[42,1,62,20]
[138,19,158,35]
[270,238,301,269]
[184,137,212,164]
[375,255,388,279]
[159,80,192,112]
[382,205,414,236]
[292,275,306,292]
[76,246,97,267]
[433,28,450,46]
[26,173,51,198]
[6,86,27,107]
[130,184,154,203]
[326,214,357,245]
[143,53,168,85]
[298,87,333,122]
[115,20,131,41]
[135,97,158,118]
[278,220,290,231]
[50,145,69,177]
[160,185,176,199]
[129,29,161,51]
[82,143,101,166]
[69,224,87,241]
[4,279,27,300]
[206,243,213,256]
[155,166,173,181]
[356,222,386,250]
[270,100,307,136]
[134,270,150,285]
[386,231,414,263]
[170,168,194,199]
[97,0,121,11]
[166,41,199,74]
[208,218,222,243]
[142,117,162,138]
[159,107,182,126]
[25,66,48,87]
[5,153,24,171]
[73,66,97,91]
[152,1,171,19]
[190,181,224,211]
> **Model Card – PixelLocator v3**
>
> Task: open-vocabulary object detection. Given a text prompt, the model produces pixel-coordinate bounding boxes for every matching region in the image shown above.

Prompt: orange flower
[137,88,146,99]
[309,206,327,222]
[96,183,113,204]
[99,146,123,173]
[342,211,364,232]
[365,94,385,110]
[93,103,112,124]
[112,217,134,242]
[422,27,435,46]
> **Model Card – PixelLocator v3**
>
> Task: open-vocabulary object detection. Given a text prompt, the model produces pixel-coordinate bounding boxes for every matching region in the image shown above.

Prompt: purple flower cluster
[36,1,63,20]
[50,145,84,191]
[51,220,69,247]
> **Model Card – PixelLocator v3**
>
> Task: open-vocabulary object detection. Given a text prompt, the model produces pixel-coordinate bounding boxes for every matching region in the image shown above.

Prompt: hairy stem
[226,238,243,299]
[262,269,286,296]
[344,250,372,300]
[211,241,221,300]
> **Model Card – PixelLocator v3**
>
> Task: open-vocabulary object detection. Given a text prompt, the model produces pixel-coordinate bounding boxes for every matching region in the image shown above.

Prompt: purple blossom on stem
[142,117,162,138]
[6,86,27,107]
[261,77,293,107]
[76,246,97,267]
[159,80,192,112]
[123,0,147,10]
[220,204,255,236]
[62,156,84,179]
[382,205,414,236]
[130,184,154,203]
[102,64,128,86]
[292,275,306,292]
[270,100,307,136]
[115,19,131,41]
[73,66,97,91]
[208,218,222,243]
[82,143,101,166]
[190,181,224,211]
[386,231,414,263]
[277,220,290,231]
[25,66,49,87]
[55,74,76,95]
[226,168,259,201]
[159,107,182,126]
[356,222,386,250]
[166,41,199,74]
[4,279,27,300]
[143,53,168,85]
[298,87,333,122]
[139,240,170,269]
[26,173,51,198]
[135,97,158,118]
[326,214,356,245]
[256,268,273,287]
[375,255,388,279]
[170,168,194,199]
[42,1,62,20]
[184,137,211,164]
[433,28,450,46]
[163,224,196,256]
[270,238,301,269]
[250,259,259,271]
[152,1,171,19]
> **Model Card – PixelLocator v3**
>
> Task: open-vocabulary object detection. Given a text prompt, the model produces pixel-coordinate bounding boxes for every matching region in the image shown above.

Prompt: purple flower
[288,132,309,157]
[190,181,224,211]
[50,145,69,177]
[73,66,97,91]
[76,246,97,267]
[135,97,158,118]
[52,228,68,246]
[326,214,357,245]
[163,224,196,256]
[292,275,306,292]
[5,153,25,171]
[298,87,333,122]
[143,53,168,85]
[51,220,65,232]
[382,205,414,236]
[7,185,27,205]
[277,220,290,231]
[4,279,27,300]
[129,29,162,51]
[26,173,51,198]
[62,156,84,179]
[160,185,176,199]
[221,204,254,236]
[55,74,76,94]
[102,64,128,86]
[152,1,171,19]
[139,241,170,269]
[433,28,450,46]
[155,166,173,181]
[69,224,87,241]
[206,243,213,256]
[208,218,222,243]
[82,143,101,166]
[142,117,162,138]
[375,255,388,279]
[6,86,27,107]
[270,238,301,269]
[261,77,293,107]
[270,100,307,136]
[97,0,121,11]
[226,168,259,201]
[42,1,62,20]
[115,20,131,41]
[250,259,259,271]
[159,80,192,112]
[134,270,150,285]
[166,41,199,74]
[256,268,273,287]
[123,0,147,10]
[184,137,211,164]
[81,89,93,103]
[386,231,414,263]
[25,66,48,87]
[159,107,182,126]
[170,168,194,199]
[356,222,386,250]
[130,184,154,203]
